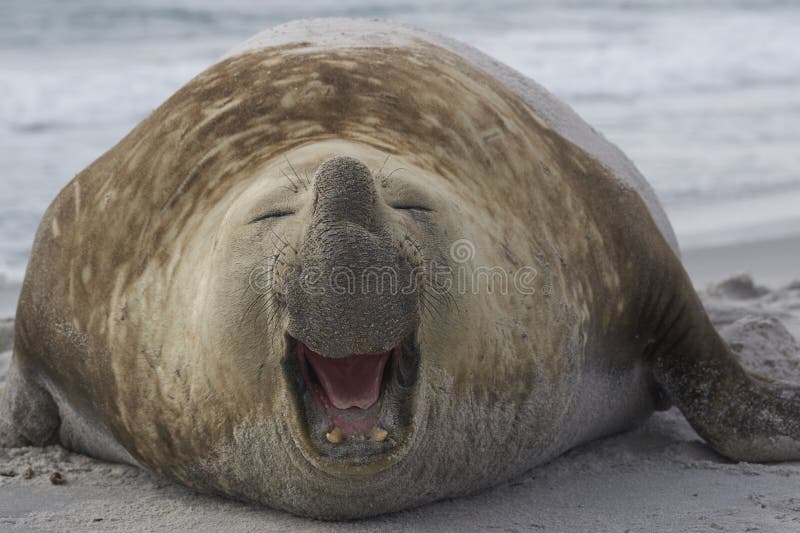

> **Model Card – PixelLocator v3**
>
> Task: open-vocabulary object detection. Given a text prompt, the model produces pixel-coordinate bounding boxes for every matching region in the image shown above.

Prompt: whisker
[418,291,435,322]
[374,153,392,181]
[386,167,407,181]
[284,155,308,191]
[421,286,446,319]
[268,227,297,254]
[280,168,300,193]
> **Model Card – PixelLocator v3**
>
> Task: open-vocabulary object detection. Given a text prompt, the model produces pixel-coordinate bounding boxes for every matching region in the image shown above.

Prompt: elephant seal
[2,18,800,519]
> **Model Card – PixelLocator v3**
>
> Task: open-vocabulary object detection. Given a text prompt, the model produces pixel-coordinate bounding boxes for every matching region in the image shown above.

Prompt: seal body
[3,19,800,519]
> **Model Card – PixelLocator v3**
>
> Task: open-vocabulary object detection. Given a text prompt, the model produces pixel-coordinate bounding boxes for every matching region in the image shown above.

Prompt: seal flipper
[644,269,800,462]
[0,353,60,447]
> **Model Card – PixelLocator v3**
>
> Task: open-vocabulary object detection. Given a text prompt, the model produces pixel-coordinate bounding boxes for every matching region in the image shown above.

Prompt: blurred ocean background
[1,0,799,292]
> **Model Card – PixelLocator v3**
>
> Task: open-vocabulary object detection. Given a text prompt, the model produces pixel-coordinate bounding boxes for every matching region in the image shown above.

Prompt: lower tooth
[370,426,388,442]
[325,427,343,444]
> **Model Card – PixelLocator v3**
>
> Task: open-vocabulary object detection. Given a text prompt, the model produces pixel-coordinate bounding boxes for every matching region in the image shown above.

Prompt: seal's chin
[282,333,420,468]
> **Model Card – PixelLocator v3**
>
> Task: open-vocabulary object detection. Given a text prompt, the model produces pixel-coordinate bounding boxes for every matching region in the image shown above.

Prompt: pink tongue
[304,346,390,410]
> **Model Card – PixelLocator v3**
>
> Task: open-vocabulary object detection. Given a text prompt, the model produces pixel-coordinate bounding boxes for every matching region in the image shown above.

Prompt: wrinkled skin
[3,19,800,520]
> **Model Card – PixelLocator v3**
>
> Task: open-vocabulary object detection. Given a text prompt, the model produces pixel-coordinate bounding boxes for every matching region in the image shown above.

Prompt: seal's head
[195,140,473,515]
[266,151,429,467]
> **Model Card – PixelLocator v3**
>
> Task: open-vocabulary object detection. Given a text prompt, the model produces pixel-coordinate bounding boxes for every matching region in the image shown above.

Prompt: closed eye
[392,205,433,213]
[249,211,294,224]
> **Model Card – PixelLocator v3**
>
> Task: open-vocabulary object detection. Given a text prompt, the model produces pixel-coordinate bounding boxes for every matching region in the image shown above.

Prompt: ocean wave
[0,264,25,287]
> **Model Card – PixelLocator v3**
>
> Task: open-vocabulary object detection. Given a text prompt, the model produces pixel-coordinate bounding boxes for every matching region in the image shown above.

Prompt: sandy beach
[1,235,799,532]
[683,233,800,290]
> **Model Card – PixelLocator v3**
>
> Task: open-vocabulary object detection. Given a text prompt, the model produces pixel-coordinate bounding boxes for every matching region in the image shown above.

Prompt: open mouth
[283,333,420,461]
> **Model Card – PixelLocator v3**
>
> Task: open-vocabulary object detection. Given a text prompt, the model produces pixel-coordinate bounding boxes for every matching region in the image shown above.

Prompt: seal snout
[284,154,419,357]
